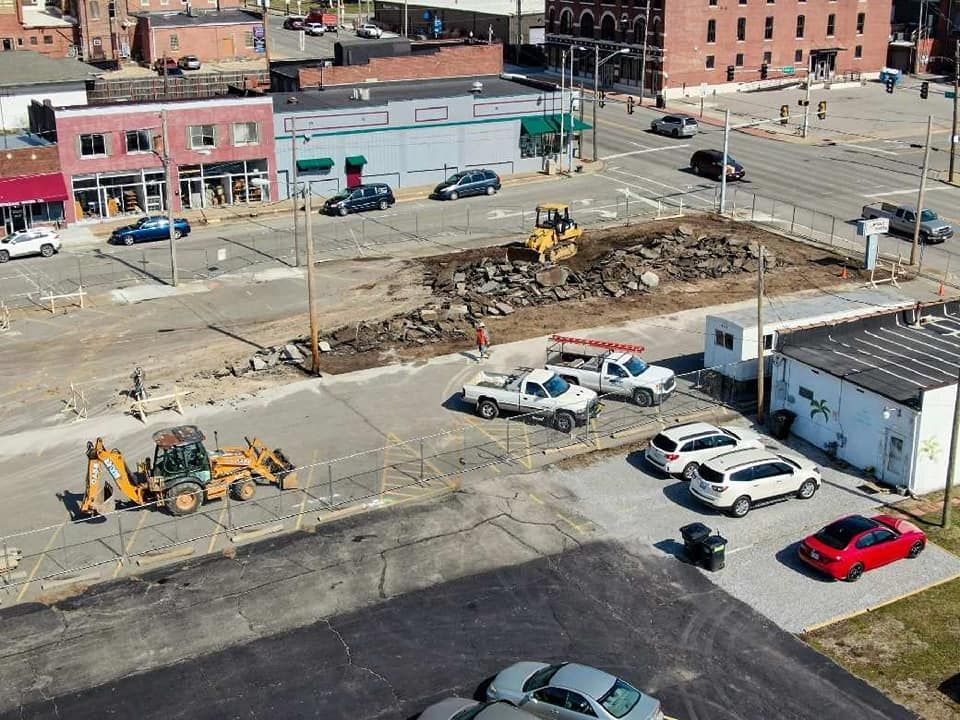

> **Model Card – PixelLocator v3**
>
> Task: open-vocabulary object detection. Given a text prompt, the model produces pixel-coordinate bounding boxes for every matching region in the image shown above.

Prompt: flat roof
[143,9,260,28]
[707,286,918,334]
[377,0,543,16]
[0,51,103,88]
[779,300,960,408]
[273,74,543,112]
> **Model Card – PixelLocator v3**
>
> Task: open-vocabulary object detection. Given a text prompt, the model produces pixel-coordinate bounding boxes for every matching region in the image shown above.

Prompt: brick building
[545,0,891,99]
[0,0,78,57]
[133,9,264,65]
[50,95,275,223]
[0,144,67,233]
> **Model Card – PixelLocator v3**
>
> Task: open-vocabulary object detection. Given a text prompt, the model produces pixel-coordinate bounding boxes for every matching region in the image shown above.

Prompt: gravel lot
[537,423,960,633]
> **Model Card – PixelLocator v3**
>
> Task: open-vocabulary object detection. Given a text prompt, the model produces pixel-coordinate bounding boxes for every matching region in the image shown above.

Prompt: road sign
[947,91,957,99]
[781,66,795,76]
[857,218,889,237]
[433,17,443,34]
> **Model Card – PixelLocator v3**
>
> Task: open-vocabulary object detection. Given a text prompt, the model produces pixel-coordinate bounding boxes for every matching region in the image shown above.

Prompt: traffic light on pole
[627,95,635,115]
[760,63,768,80]
[726,65,735,82]
[885,76,895,93]
[920,81,929,99]
[817,100,827,120]
[780,104,789,125]
[599,90,606,108]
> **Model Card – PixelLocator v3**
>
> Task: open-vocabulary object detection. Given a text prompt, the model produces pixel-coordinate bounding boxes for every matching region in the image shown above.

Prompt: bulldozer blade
[505,246,543,264]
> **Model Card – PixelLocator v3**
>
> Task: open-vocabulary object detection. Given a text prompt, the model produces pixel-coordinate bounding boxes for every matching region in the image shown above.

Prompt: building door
[220,37,234,58]
[345,164,362,188]
[882,431,907,486]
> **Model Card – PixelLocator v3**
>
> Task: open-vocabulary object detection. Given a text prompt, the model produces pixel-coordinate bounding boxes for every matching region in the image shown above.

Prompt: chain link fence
[0,359,755,604]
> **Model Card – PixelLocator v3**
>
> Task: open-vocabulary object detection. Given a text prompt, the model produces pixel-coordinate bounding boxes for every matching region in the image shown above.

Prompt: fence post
[505,418,511,456]
[731,186,738,213]
[679,197,684,216]
[625,195,629,218]
[419,438,424,480]
[790,206,797,233]
[116,510,128,564]
[225,491,233,531]
[361,218,366,244]
[657,382,663,422]
[416,212,420,238]
[830,216,836,246]
[750,194,756,221]
[328,463,334,506]
[771,198,777,222]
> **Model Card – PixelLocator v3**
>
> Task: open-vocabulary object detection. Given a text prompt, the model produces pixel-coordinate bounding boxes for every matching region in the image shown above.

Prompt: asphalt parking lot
[0,505,915,720]
[537,424,960,632]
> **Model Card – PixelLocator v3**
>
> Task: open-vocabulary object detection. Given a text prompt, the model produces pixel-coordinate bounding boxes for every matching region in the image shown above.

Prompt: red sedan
[798,514,926,582]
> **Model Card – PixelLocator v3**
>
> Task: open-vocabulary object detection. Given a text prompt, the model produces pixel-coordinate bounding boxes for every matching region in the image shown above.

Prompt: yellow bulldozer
[506,203,583,264]
[80,425,298,517]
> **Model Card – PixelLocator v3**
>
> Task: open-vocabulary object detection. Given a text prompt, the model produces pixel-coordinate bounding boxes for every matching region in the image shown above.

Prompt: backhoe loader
[80,425,298,517]
[506,203,583,264]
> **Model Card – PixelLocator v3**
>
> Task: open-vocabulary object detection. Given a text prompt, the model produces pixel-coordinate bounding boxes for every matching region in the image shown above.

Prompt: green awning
[345,155,367,166]
[297,157,334,172]
[521,114,592,135]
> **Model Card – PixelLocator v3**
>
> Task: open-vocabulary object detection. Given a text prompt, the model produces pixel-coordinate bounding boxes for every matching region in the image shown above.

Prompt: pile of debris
[429,225,778,314]
[230,343,312,376]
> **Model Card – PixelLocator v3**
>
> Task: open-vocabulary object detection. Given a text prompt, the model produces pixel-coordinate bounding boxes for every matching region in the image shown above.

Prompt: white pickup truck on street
[544,335,676,406]
[460,367,600,433]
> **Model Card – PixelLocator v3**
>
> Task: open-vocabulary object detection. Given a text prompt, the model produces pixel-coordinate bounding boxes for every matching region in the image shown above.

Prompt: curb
[800,569,960,634]
[135,546,195,566]
[231,523,284,544]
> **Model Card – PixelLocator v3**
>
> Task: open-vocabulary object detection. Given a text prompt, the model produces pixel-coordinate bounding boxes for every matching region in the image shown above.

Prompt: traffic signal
[627,95,635,115]
[920,81,929,99]
[760,63,768,80]
[885,76,895,93]
[598,90,606,108]
[817,100,827,120]
[726,65,735,82]
[798,98,809,107]
[780,104,789,125]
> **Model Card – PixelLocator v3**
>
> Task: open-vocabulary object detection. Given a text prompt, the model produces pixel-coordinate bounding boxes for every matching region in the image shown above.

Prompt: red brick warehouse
[544,0,892,99]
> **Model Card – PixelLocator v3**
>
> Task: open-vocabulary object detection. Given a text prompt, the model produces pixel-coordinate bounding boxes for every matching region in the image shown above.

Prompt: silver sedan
[419,698,536,720]
[650,114,699,138]
[487,662,663,720]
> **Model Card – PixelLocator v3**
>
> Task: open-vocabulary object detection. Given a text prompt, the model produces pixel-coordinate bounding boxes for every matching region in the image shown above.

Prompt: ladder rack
[548,335,646,354]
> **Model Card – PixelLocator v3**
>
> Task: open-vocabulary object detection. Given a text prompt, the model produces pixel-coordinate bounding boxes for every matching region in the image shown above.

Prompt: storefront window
[520,132,561,159]
[178,159,270,209]
[71,169,166,222]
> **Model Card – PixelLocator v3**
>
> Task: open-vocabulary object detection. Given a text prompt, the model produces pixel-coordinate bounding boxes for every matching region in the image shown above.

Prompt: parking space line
[460,417,503,474]
[16,522,64,602]
[206,504,228,555]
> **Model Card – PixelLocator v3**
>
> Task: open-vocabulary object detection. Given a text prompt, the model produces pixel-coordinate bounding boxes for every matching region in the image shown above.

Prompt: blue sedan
[110,216,192,245]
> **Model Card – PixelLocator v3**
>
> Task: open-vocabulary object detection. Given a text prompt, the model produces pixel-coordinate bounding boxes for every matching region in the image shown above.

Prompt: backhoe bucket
[505,243,543,264]
[271,448,299,489]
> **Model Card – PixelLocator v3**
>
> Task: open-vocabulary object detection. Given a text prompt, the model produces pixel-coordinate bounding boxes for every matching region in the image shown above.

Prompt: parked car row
[420,661,665,720]
[642,420,927,582]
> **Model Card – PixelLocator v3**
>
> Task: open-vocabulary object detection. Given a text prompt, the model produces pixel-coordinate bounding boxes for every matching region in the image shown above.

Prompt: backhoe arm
[80,438,146,516]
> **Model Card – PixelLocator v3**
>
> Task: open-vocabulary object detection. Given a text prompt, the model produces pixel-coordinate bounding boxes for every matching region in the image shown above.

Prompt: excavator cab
[506,202,582,264]
[152,427,212,486]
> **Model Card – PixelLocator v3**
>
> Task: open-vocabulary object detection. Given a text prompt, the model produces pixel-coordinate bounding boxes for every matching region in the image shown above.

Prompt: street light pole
[403,0,408,38]
[801,69,812,139]
[592,44,599,163]
[910,114,934,266]
[160,109,178,287]
[559,49,566,174]
[290,131,301,267]
[950,39,958,184]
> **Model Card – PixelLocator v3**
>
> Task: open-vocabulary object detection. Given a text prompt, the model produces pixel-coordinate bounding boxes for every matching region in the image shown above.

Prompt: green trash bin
[702,535,727,571]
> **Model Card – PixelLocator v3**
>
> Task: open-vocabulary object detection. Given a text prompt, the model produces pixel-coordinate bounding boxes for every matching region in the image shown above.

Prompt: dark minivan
[322,183,395,216]
[689,149,745,181]
[431,169,501,200]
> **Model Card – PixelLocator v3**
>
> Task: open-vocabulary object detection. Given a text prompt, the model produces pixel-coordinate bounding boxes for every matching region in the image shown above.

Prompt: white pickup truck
[460,367,600,433]
[545,336,676,407]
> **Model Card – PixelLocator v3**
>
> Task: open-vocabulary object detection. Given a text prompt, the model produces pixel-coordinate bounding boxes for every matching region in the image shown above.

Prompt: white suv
[645,422,763,480]
[303,21,325,36]
[0,227,61,263]
[357,23,382,38]
[689,448,821,518]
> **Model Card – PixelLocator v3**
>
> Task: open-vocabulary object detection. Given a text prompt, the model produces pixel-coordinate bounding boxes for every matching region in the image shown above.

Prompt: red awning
[0,173,68,207]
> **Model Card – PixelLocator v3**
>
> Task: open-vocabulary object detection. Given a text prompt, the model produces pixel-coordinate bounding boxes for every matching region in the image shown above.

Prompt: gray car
[419,698,537,720]
[650,114,698,137]
[487,662,663,720]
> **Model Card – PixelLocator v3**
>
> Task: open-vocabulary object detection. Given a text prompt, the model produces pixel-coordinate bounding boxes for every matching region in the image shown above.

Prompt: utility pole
[403,0,408,37]
[943,368,960,529]
[592,45,599,162]
[801,70,812,139]
[290,132,301,267]
[161,109,178,287]
[638,0,651,105]
[261,0,272,64]
[304,187,320,375]
[910,114,934,266]
[719,108,731,214]
[757,244,765,424]
[567,47,576,172]
[950,39,958,184]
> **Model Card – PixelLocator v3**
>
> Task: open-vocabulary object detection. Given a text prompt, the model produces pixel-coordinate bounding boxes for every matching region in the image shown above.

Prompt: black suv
[431,169,501,200]
[322,183,395,216]
[689,149,745,181]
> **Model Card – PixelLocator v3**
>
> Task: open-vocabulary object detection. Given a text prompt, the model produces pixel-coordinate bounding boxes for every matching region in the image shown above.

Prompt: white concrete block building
[771,301,960,495]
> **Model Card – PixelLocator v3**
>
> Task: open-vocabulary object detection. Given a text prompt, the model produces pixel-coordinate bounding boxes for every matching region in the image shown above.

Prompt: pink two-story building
[54,95,276,224]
